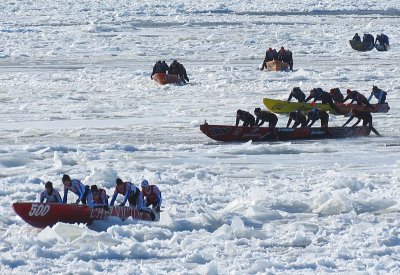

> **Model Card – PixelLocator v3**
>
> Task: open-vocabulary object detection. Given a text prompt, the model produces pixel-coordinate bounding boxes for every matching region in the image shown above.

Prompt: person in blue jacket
[368,85,387,104]
[110,178,144,209]
[40,181,62,203]
[62,174,90,204]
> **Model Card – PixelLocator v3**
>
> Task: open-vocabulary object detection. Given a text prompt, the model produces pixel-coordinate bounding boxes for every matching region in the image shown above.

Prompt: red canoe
[265,60,289,71]
[12,202,158,228]
[152,73,182,85]
[200,122,371,142]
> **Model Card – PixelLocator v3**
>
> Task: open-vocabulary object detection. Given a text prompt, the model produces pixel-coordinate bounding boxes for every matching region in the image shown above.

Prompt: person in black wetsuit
[305,88,342,114]
[151,60,163,79]
[329,88,344,104]
[343,89,374,108]
[352,33,361,42]
[169,60,189,83]
[306,108,329,128]
[261,48,278,70]
[277,46,293,71]
[254,108,278,128]
[287,87,306,103]
[287,109,307,128]
[236,109,256,127]
[342,109,380,136]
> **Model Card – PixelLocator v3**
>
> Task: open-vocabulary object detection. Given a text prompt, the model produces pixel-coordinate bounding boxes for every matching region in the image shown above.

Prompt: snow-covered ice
[1,0,400,273]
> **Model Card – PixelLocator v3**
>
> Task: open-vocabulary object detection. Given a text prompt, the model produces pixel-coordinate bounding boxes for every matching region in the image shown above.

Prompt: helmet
[296,108,302,112]
[141,180,149,188]
[329,88,335,93]
[90,185,99,192]
[372,85,378,90]
[116,178,123,185]
[45,181,53,189]
[62,174,70,182]
[254,107,261,113]
[346,89,352,94]
[237,109,242,114]
[311,107,318,112]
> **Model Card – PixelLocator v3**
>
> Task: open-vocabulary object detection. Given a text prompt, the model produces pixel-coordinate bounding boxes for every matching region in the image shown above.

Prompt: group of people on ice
[261,46,294,71]
[352,33,389,45]
[40,174,162,213]
[235,85,386,136]
[151,60,189,83]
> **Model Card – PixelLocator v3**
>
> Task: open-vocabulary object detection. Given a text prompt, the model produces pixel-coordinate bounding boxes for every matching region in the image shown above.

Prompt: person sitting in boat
[110,178,144,209]
[40,181,62,203]
[87,185,109,209]
[277,46,293,71]
[329,88,344,104]
[342,109,380,136]
[362,33,374,43]
[305,88,342,114]
[151,60,163,80]
[306,108,329,128]
[287,109,307,128]
[62,174,90,204]
[352,33,361,42]
[236,109,256,127]
[261,48,278,70]
[368,85,387,104]
[254,107,278,128]
[287,87,306,103]
[343,89,374,108]
[169,60,189,83]
[141,180,162,212]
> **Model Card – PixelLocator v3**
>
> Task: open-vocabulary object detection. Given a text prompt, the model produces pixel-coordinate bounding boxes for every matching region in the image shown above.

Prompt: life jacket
[142,185,160,204]
[92,189,108,204]
[115,182,132,196]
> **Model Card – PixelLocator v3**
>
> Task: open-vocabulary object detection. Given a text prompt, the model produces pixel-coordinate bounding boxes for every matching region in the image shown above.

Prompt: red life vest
[142,185,160,203]
[93,189,107,204]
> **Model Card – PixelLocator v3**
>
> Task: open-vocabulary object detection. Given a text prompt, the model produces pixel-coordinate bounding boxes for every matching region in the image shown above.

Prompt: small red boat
[12,202,158,228]
[200,122,371,142]
[265,60,289,71]
[152,73,182,85]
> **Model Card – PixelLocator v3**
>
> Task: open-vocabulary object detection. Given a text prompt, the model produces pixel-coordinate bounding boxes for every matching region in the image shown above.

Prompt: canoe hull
[152,73,182,85]
[263,98,390,115]
[12,202,157,228]
[200,123,371,142]
[266,60,289,71]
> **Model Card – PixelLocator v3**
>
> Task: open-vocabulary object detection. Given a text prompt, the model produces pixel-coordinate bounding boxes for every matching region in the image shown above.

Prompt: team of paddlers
[236,85,386,136]
[352,33,389,45]
[261,46,294,71]
[151,60,189,83]
[39,174,162,213]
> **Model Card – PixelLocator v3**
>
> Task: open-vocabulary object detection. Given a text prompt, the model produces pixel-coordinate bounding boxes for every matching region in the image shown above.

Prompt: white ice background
[1,0,400,274]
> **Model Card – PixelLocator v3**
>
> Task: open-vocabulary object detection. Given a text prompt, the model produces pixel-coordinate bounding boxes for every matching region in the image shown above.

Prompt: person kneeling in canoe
[236,109,256,127]
[342,109,380,136]
[40,181,62,203]
[110,178,144,209]
[287,87,306,103]
[62,174,90,204]
[352,33,361,42]
[368,86,387,104]
[306,108,329,128]
[254,108,278,128]
[305,88,342,114]
[87,185,109,210]
[287,109,307,128]
[141,180,162,212]
[169,60,189,83]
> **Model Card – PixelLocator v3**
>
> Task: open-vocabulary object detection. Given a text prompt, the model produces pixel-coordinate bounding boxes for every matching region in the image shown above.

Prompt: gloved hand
[119,203,125,207]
